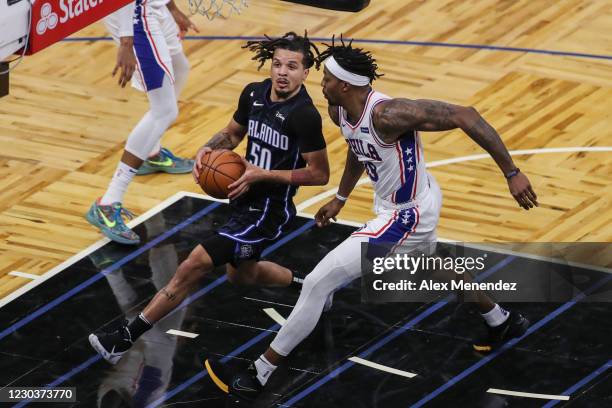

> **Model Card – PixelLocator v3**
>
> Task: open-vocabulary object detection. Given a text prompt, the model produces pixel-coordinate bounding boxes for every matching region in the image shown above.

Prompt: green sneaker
[85,199,140,245]
[136,147,195,175]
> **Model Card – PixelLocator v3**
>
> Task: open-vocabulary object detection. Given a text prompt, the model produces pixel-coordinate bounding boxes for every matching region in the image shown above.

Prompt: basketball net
[187,0,248,20]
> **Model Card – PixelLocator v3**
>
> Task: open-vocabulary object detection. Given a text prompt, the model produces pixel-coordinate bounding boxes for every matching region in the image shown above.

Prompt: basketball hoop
[187,0,248,20]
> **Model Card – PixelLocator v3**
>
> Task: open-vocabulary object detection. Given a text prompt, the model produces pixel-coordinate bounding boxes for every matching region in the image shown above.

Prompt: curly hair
[243,31,320,69]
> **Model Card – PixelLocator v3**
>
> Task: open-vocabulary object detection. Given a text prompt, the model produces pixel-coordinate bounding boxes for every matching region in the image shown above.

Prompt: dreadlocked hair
[243,31,320,70]
[315,34,383,83]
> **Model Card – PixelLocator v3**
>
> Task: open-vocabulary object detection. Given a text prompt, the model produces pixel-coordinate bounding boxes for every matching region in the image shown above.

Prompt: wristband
[335,193,348,202]
[505,168,520,179]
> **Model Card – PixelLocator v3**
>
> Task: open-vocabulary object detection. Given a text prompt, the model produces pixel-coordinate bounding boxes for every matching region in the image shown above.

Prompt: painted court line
[542,359,612,408]
[297,146,612,275]
[13,214,316,407]
[8,271,40,280]
[458,243,611,275]
[281,256,516,406]
[297,146,612,212]
[13,354,103,408]
[0,190,211,309]
[8,193,607,406]
[205,317,279,334]
[409,274,612,408]
[63,36,612,61]
[487,388,569,400]
[146,323,280,408]
[0,200,223,341]
[243,296,294,308]
[349,357,417,379]
[263,308,287,326]
[166,329,199,339]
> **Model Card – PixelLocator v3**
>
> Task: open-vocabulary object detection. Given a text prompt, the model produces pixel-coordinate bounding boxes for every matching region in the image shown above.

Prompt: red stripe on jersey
[393,207,420,250]
[142,5,174,83]
[411,165,419,200]
[352,211,398,237]
[395,141,406,185]
[411,132,421,199]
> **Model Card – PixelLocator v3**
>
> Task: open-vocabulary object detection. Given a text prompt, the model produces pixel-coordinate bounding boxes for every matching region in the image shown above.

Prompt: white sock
[482,304,510,327]
[254,355,277,386]
[101,161,138,205]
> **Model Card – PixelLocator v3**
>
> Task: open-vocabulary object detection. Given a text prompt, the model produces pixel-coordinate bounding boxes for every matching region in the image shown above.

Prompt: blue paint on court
[61,35,612,61]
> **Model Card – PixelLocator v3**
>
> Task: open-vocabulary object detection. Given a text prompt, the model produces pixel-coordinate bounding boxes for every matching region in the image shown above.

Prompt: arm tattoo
[377,98,515,172]
[205,131,236,150]
[417,100,457,130]
[161,288,177,301]
[375,99,460,143]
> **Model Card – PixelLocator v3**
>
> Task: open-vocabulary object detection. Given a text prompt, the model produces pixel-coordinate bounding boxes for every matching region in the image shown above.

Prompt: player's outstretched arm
[373,98,538,210]
[315,149,364,227]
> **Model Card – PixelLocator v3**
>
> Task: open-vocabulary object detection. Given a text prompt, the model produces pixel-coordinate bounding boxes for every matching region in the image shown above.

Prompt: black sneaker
[88,320,133,364]
[204,358,263,402]
[473,310,529,353]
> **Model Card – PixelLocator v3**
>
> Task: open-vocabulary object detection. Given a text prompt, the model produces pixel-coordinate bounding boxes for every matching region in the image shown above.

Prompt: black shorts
[201,197,296,267]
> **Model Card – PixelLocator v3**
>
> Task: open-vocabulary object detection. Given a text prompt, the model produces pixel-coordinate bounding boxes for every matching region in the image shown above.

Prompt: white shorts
[304,169,442,300]
[104,3,182,92]
[269,171,442,356]
[350,170,442,263]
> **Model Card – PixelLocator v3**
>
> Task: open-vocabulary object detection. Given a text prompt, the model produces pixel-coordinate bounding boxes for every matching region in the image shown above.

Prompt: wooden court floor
[0,0,611,298]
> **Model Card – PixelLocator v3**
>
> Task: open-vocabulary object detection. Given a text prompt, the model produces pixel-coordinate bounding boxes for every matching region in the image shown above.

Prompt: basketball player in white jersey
[86,0,198,245]
[205,36,539,401]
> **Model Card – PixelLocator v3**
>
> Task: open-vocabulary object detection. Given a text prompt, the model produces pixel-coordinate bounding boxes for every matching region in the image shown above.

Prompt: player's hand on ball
[193,146,213,183]
[315,198,344,227]
[227,159,266,200]
[508,172,538,210]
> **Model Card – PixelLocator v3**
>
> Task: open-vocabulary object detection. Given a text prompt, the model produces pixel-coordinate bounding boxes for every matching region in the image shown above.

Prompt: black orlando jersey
[233,79,326,203]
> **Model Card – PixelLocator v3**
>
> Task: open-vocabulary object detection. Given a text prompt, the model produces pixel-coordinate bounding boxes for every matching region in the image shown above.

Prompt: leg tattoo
[161,288,177,301]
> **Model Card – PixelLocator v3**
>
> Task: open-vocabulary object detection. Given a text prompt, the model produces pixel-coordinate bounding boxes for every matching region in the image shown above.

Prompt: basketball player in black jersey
[88,32,330,365]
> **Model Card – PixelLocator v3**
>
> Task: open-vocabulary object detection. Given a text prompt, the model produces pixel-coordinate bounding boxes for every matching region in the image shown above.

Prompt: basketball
[198,150,246,199]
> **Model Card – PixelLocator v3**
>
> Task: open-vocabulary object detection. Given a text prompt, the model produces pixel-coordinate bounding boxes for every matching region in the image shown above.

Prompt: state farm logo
[35,0,106,35]
[59,0,106,23]
[36,3,58,35]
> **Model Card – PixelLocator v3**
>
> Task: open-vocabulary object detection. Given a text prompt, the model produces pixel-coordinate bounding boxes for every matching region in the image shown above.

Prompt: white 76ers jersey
[143,0,171,7]
[339,90,428,204]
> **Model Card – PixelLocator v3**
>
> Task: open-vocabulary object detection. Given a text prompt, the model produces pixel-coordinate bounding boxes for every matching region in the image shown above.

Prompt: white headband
[324,56,370,86]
